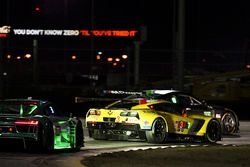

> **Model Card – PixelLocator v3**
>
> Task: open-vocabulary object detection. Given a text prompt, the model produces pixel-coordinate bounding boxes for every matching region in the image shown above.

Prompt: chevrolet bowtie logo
[108,110,113,115]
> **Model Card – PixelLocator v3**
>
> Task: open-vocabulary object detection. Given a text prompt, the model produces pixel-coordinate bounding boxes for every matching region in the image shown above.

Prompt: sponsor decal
[142,126,151,129]
[141,120,151,129]
[127,117,138,123]
[0,26,11,38]
[144,120,149,125]
[123,117,138,123]
[175,120,190,132]
[116,116,121,122]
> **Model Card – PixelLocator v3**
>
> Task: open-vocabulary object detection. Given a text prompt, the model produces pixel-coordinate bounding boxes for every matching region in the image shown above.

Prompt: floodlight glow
[7,54,11,59]
[25,54,31,59]
[122,54,128,59]
[107,57,113,62]
[153,90,178,95]
[96,55,101,60]
[71,55,77,60]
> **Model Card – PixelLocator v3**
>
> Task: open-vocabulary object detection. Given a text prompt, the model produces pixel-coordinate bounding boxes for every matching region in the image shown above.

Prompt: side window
[152,103,182,115]
[178,95,191,106]
[190,97,202,105]
[170,96,178,104]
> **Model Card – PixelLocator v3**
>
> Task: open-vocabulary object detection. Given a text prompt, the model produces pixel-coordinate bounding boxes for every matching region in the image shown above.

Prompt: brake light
[15,120,39,125]
[89,109,101,115]
[15,101,39,105]
[139,99,147,104]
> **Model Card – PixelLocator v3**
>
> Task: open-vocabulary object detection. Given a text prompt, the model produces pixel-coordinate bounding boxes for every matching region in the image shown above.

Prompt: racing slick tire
[221,112,237,135]
[205,119,222,143]
[73,121,84,151]
[88,129,93,138]
[146,118,167,144]
[38,122,54,152]
[92,129,108,140]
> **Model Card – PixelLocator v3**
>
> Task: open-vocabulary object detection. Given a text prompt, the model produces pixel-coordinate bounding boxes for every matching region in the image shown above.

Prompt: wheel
[221,112,237,135]
[205,119,221,143]
[92,129,107,140]
[74,122,84,151]
[88,129,93,137]
[38,122,54,152]
[146,118,167,144]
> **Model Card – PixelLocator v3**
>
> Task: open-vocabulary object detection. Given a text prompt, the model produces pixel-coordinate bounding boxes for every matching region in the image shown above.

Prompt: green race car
[0,98,84,152]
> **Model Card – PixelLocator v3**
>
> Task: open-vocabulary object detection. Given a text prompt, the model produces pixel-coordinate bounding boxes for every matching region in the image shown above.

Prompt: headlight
[88,109,101,116]
[203,111,212,116]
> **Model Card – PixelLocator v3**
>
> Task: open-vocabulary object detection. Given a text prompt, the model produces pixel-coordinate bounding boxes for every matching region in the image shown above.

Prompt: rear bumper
[0,133,39,148]
[87,122,146,140]
[0,132,38,140]
[87,121,141,131]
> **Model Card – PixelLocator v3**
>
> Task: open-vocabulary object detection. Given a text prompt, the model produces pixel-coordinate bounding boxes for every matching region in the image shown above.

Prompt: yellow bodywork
[131,101,211,137]
[86,101,214,138]
[86,108,162,130]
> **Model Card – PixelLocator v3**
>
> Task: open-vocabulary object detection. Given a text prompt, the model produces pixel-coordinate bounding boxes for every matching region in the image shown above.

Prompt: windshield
[0,101,39,116]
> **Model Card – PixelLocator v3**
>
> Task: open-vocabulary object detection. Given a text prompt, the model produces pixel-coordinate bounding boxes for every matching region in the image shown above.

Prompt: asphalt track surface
[0,121,249,167]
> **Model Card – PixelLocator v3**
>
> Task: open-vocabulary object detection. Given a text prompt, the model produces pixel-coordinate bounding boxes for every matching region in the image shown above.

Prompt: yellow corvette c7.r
[86,100,222,144]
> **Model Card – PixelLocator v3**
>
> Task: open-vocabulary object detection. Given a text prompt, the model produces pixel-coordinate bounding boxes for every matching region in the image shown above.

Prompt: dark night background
[1,1,250,50]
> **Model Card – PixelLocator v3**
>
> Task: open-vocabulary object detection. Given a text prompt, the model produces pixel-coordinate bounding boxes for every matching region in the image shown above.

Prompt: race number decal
[175,120,190,132]
[116,116,121,122]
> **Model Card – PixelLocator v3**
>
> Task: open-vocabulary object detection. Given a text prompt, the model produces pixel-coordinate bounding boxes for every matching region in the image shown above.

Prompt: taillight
[89,109,101,115]
[15,120,39,125]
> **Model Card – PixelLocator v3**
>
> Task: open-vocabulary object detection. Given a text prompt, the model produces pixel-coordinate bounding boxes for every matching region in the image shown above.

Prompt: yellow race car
[86,100,222,143]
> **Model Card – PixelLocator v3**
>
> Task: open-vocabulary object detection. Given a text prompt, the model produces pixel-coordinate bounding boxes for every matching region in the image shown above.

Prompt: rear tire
[205,119,221,143]
[38,122,54,152]
[88,129,93,138]
[74,121,84,151]
[146,118,167,144]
